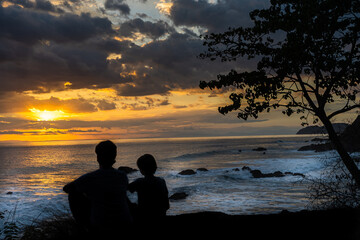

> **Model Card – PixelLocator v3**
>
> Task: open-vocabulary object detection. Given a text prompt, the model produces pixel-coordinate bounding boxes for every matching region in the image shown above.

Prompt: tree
[199,0,360,184]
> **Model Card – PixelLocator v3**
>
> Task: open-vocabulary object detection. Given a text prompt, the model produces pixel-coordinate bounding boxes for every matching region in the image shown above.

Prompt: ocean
[0,135,354,228]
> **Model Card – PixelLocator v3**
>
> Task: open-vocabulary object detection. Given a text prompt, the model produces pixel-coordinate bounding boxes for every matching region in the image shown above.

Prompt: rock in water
[178,169,196,175]
[250,170,263,178]
[197,168,208,172]
[118,166,138,174]
[169,192,188,200]
[252,147,267,151]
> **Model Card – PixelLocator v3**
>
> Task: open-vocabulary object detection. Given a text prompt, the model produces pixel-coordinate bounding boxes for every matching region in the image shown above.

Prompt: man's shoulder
[77,169,100,179]
[76,168,126,181]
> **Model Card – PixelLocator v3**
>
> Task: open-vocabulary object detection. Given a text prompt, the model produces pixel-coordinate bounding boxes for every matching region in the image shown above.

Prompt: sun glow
[156,0,173,15]
[29,108,66,121]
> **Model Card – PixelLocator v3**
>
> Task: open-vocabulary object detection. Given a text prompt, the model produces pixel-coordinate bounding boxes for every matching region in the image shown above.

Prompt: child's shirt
[128,176,169,218]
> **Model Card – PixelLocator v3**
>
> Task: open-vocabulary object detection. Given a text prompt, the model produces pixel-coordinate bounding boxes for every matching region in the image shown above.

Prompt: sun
[29,108,65,121]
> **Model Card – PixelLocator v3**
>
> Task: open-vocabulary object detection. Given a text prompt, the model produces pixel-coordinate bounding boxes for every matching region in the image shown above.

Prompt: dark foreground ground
[21,208,360,240]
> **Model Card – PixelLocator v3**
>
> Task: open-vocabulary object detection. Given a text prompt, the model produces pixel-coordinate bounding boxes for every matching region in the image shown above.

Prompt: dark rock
[197,168,208,172]
[242,166,294,178]
[162,208,358,239]
[169,192,188,200]
[6,191,13,195]
[242,166,251,171]
[233,168,240,171]
[179,169,196,175]
[293,173,306,177]
[311,137,328,142]
[118,166,138,174]
[273,171,285,177]
[280,209,291,214]
[250,170,263,178]
[284,172,305,178]
[298,143,332,152]
[252,147,267,151]
[238,149,242,152]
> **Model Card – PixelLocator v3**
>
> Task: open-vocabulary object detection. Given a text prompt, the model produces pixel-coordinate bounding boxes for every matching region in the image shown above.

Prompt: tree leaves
[199,0,360,123]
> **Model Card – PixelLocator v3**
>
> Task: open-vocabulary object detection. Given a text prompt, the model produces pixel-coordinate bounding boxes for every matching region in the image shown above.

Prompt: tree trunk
[320,114,360,186]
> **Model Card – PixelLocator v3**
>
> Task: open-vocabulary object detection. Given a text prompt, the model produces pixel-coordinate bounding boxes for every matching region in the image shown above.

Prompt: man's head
[137,154,157,176]
[95,140,117,168]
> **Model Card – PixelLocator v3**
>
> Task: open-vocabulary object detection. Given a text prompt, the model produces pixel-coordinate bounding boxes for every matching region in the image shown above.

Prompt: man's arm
[63,181,77,194]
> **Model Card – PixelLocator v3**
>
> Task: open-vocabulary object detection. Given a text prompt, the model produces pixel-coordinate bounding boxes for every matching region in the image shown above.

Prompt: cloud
[0,2,258,99]
[173,105,187,109]
[104,0,130,15]
[0,92,116,113]
[5,0,65,13]
[118,18,174,40]
[0,5,131,94]
[114,32,242,96]
[0,109,269,130]
[97,99,117,110]
[0,129,100,135]
[169,0,269,33]
[119,96,170,110]
[0,6,114,44]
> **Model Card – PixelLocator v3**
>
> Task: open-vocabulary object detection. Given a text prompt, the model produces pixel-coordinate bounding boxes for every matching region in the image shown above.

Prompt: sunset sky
[0,0,356,145]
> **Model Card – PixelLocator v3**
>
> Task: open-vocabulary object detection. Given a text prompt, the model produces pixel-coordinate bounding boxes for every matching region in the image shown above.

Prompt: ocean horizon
[0,133,322,147]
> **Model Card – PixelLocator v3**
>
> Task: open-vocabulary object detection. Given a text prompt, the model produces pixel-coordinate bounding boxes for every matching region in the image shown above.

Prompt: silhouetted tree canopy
[199,0,360,184]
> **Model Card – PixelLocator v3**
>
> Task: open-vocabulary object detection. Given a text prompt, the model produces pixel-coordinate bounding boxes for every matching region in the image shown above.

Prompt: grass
[20,214,85,240]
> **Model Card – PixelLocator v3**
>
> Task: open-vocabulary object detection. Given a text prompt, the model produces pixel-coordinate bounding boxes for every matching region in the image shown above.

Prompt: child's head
[137,154,157,176]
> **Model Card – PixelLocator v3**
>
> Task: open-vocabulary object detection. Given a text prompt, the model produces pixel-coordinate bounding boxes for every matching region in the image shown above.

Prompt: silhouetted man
[63,140,132,236]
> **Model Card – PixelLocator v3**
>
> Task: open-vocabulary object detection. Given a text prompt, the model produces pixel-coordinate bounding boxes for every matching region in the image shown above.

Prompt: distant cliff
[296,123,349,135]
[298,116,360,152]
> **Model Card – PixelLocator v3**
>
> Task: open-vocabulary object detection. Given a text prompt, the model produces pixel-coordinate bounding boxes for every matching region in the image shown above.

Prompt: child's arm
[127,179,138,193]
[162,180,170,211]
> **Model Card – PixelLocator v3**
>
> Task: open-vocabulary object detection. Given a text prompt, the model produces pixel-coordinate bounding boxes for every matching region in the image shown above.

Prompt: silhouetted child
[128,154,169,222]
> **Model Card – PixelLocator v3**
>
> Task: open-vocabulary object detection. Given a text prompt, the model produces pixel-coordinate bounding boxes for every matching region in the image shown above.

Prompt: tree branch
[328,104,360,119]
[296,73,319,112]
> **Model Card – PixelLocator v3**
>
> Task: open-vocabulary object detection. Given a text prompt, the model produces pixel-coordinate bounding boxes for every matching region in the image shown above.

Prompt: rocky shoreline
[297,116,360,152]
[20,208,360,240]
[119,165,306,202]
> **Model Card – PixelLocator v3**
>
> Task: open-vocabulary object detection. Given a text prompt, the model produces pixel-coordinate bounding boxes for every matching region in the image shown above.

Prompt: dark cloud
[119,96,170,110]
[5,0,65,13]
[173,105,187,109]
[115,32,241,96]
[97,100,117,111]
[0,0,260,100]
[169,0,269,33]
[0,6,114,44]
[104,0,130,15]
[35,0,65,13]
[0,5,130,93]
[118,18,174,39]
[136,13,148,18]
